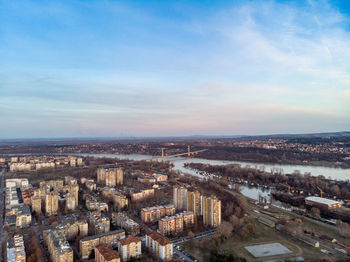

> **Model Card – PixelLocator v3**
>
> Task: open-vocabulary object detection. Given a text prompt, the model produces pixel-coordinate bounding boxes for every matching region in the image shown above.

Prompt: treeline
[196,146,350,168]
[185,163,350,200]
[287,136,350,145]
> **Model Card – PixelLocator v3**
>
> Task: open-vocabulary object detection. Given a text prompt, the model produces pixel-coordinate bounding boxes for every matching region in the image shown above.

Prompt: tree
[229,215,240,231]
[224,202,234,218]
[217,221,233,239]
[239,223,256,240]
[331,185,340,196]
[237,196,248,214]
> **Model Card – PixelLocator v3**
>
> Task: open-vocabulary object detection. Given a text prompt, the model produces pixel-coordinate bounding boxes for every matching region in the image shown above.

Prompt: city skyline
[1,0,350,138]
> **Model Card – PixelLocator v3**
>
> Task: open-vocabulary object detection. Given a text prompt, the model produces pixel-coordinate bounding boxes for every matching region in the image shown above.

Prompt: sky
[0,0,350,138]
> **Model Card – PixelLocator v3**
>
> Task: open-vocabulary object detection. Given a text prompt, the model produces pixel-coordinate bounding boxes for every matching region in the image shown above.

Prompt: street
[172,229,217,261]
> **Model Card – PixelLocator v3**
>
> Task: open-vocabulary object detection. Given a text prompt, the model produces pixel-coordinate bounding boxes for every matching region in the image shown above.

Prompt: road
[174,248,194,262]
[32,217,49,262]
[172,229,217,261]
[172,229,217,244]
[0,170,6,262]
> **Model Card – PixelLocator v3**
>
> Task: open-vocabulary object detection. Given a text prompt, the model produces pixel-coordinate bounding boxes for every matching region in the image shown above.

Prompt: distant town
[1,134,350,262]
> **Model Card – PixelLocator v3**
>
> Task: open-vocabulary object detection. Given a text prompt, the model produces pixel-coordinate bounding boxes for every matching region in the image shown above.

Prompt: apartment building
[34,187,49,201]
[45,191,59,216]
[113,191,128,210]
[5,205,32,229]
[97,167,123,187]
[101,187,128,210]
[9,162,32,172]
[21,188,34,205]
[111,212,140,236]
[31,196,42,214]
[95,244,120,262]
[153,173,168,182]
[6,187,20,206]
[40,180,64,191]
[141,204,175,223]
[118,236,141,261]
[65,193,76,211]
[43,229,73,262]
[85,194,109,212]
[158,211,194,235]
[65,176,78,185]
[88,211,111,234]
[146,231,173,261]
[131,189,154,202]
[7,234,26,262]
[173,186,188,210]
[137,176,156,183]
[6,178,29,189]
[187,190,201,216]
[56,215,88,241]
[80,229,126,259]
[70,184,79,204]
[35,162,55,170]
[201,195,221,227]
[86,180,97,191]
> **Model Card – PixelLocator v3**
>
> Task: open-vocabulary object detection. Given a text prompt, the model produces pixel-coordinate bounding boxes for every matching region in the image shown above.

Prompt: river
[75,153,350,201]
[78,153,350,181]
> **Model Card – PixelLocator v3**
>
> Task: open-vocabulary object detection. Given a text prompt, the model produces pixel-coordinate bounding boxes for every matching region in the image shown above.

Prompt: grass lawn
[180,221,346,262]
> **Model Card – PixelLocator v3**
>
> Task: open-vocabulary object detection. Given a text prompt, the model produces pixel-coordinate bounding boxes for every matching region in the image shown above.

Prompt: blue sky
[0,0,349,138]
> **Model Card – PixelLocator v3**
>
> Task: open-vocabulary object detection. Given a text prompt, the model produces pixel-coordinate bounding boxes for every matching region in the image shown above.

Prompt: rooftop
[80,229,125,242]
[147,231,172,246]
[119,236,141,246]
[305,196,341,205]
[95,244,120,260]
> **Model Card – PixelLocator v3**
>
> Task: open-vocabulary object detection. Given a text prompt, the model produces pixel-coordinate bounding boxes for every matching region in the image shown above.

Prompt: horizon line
[0,131,349,141]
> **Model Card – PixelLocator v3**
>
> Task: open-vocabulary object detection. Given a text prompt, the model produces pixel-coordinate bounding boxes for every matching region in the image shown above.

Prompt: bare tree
[217,221,233,239]
[229,215,240,231]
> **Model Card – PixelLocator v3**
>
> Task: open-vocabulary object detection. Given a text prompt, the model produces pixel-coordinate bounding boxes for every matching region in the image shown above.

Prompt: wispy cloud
[0,0,349,138]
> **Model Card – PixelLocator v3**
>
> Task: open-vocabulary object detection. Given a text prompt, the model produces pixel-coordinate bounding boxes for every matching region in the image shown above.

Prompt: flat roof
[305,196,340,205]
[245,243,292,258]
[80,229,125,241]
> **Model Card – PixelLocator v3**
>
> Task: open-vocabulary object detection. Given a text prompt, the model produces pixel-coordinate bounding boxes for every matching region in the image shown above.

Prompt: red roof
[95,244,120,261]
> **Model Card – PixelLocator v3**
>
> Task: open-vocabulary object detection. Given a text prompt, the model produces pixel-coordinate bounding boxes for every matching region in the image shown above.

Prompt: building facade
[201,195,221,227]
[7,234,26,262]
[66,193,76,211]
[95,244,120,262]
[111,212,140,236]
[173,186,188,210]
[131,189,154,202]
[88,211,111,234]
[43,229,73,262]
[118,236,141,261]
[187,190,201,216]
[146,231,173,261]
[97,167,123,187]
[141,204,175,223]
[305,196,341,210]
[45,191,59,216]
[158,211,194,235]
[31,196,42,214]
[80,230,125,259]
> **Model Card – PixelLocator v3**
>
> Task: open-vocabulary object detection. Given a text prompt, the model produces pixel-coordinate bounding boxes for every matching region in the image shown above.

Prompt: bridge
[149,145,207,162]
